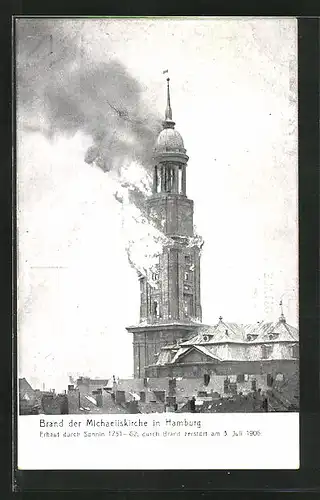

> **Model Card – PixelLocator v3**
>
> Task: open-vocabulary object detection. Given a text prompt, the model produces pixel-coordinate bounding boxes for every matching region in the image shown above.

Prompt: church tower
[127,78,203,378]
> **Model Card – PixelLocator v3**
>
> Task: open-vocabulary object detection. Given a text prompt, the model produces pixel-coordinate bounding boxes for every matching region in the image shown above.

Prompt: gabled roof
[19,378,35,396]
[156,349,173,365]
[253,319,298,343]
[170,346,190,363]
[181,321,248,345]
[171,345,222,364]
[180,318,298,346]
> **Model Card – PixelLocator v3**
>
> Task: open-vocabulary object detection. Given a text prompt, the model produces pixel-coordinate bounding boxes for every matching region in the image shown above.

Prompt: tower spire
[165,77,172,120]
[163,74,175,129]
[279,299,286,322]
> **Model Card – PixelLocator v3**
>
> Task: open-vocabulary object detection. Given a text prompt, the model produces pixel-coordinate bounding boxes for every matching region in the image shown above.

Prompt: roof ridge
[283,322,298,340]
[221,321,244,338]
[195,345,222,361]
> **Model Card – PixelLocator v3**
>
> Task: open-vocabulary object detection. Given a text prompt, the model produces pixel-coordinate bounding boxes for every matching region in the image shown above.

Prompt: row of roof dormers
[181,316,298,346]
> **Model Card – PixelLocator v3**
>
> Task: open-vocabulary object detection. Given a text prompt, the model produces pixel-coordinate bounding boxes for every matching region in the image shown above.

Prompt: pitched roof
[19,378,34,393]
[254,319,298,342]
[172,345,222,364]
[138,402,166,413]
[171,347,190,363]
[78,392,128,414]
[180,321,247,345]
[156,349,174,365]
[180,318,298,346]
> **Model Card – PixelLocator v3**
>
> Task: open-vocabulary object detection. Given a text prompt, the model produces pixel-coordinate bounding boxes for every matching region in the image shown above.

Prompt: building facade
[127,79,299,381]
[145,313,299,379]
[126,78,203,378]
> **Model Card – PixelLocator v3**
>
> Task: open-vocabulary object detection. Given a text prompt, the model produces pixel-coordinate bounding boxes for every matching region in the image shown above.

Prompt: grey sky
[17,18,298,391]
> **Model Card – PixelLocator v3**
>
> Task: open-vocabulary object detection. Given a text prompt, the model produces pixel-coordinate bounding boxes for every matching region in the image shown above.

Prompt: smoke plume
[16,19,167,278]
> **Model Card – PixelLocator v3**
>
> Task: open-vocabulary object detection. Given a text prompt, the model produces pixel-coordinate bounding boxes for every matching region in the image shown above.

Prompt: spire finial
[162,70,175,129]
[165,77,172,121]
[279,299,286,322]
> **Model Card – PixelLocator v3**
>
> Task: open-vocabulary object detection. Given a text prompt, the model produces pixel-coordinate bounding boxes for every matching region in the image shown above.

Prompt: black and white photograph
[16,16,299,469]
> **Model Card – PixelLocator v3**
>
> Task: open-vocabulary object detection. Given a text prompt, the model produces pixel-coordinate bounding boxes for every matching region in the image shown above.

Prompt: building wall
[138,246,201,325]
[76,377,109,394]
[67,388,81,413]
[128,141,202,378]
[187,342,299,362]
[145,359,299,379]
[133,327,197,378]
[147,194,194,237]
[41,393,69,414]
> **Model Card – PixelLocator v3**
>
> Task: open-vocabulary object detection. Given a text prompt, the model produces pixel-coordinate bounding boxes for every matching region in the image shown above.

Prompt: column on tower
[165,165,170,192]
[173,164,179,193]
[153,165,158,194]
[161,164,165,192]
[193,249,202,321]
[182,165,186,195]
[178,166,182,194]
[167,246,179,320]
[139,277,147,321]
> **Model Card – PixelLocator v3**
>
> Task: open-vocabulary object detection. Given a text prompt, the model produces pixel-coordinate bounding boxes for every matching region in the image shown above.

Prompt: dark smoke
[16,19,162,212]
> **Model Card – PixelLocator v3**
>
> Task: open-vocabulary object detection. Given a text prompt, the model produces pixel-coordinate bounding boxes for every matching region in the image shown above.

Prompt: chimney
[92,388,103,407]
[168,378,176,396]
[115,390,126,404]
[139,391,146,403]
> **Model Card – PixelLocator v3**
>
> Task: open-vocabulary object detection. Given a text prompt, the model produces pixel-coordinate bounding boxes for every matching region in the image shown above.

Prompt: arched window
[183,294,193,317]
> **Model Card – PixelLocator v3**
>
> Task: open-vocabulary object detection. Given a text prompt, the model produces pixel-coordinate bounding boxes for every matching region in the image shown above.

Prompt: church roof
[180,318,298,346]
[156,349,175,365]
[153,77,187,155]
[171,345,222,364]
[253,319,298,343]
[181,320,248,345]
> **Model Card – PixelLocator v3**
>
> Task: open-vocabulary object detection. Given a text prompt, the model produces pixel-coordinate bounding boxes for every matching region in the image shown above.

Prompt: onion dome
[155,127,185,153]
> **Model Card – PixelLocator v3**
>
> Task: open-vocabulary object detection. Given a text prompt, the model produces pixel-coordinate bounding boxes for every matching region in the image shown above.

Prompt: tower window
[184,272,189,281]
[183,294,193,317]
